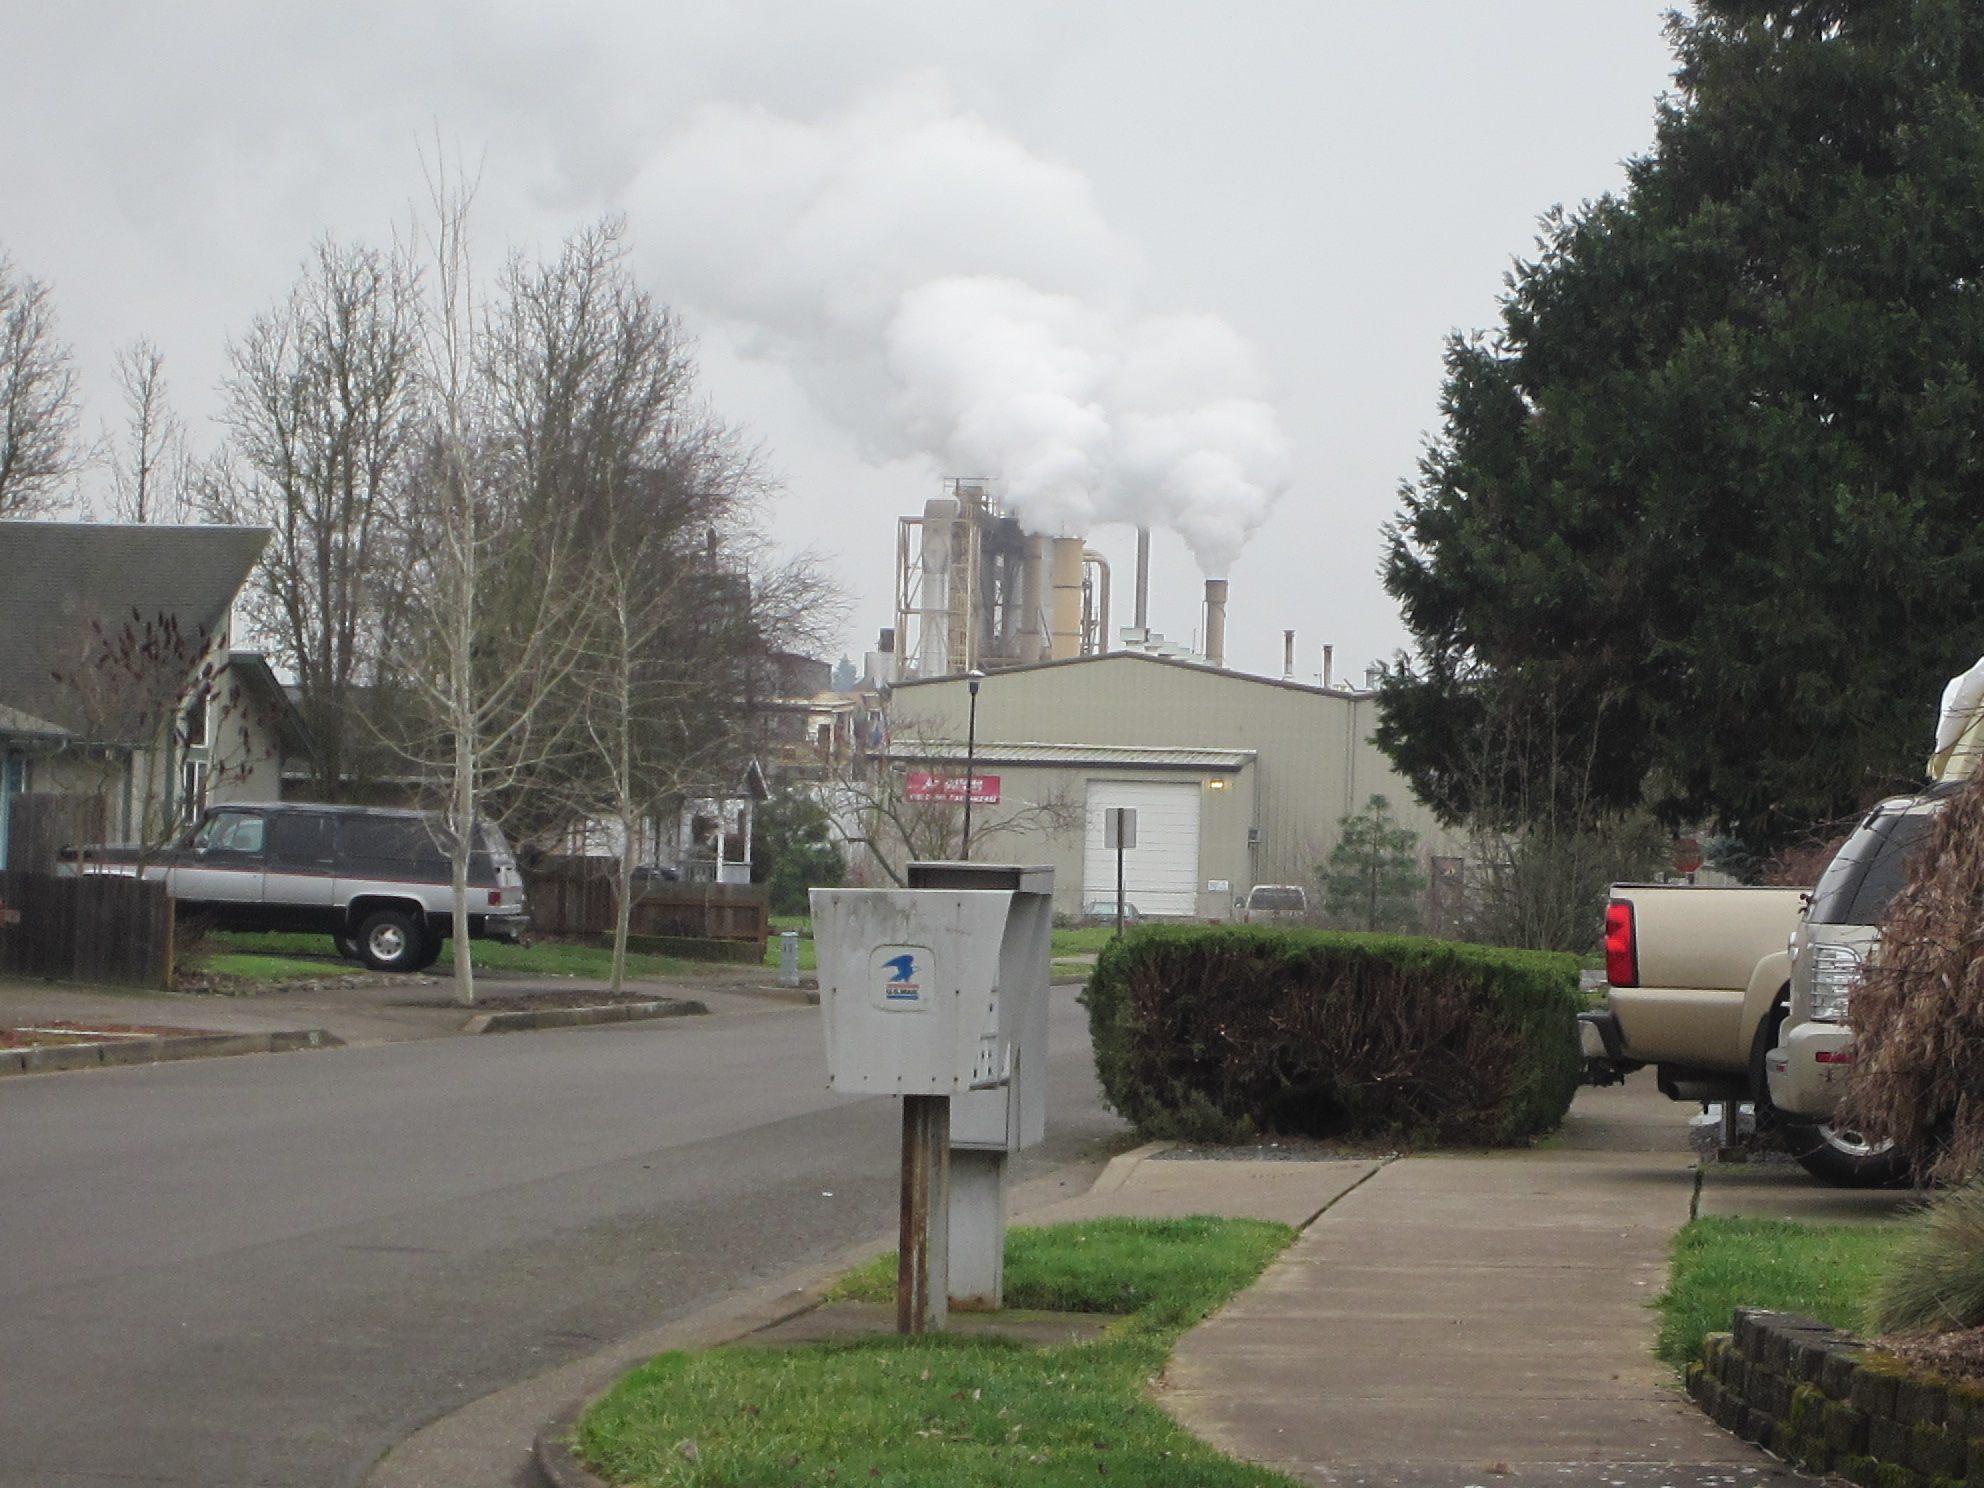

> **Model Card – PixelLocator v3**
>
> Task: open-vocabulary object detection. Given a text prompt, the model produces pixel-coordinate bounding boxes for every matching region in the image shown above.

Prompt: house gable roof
[0,521,269,743]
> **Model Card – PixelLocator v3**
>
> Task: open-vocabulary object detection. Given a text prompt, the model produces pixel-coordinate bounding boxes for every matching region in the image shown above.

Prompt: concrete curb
[532,1400,606,1488]
[0,1026,340,1077]
[1086,1139,1175,1194]
[460,998,708,1035]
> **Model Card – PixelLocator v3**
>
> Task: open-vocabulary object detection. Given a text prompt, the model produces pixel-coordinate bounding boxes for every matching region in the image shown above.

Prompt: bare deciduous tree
[106,338,190,524]
[208,236,425,797]
[828,730,1082,888]
[48,612,273,868]
[0,249,79,517]
[386,164,597,1008]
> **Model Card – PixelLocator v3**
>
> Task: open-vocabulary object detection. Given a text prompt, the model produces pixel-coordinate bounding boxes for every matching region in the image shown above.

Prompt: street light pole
[961,670,984,861]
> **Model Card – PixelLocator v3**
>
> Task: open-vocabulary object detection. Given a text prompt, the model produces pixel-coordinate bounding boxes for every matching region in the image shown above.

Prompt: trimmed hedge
[1081,925,1583,1146]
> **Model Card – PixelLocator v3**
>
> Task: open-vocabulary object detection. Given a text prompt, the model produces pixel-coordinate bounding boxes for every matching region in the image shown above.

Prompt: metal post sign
[1104,807,1137,850]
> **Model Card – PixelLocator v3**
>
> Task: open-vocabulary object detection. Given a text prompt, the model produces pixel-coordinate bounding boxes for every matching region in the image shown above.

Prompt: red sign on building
[905,771,1001,805]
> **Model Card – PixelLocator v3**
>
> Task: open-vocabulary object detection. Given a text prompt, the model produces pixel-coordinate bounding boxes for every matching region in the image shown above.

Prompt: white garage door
[1083,779,1202,918]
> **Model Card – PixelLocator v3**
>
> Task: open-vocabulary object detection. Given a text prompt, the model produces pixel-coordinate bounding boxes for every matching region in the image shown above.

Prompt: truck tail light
[1604,899,1638,988]
[488,890,502,906]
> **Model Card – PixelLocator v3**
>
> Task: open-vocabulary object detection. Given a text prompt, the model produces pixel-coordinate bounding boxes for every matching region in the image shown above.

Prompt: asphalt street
[0,986,1129,1488]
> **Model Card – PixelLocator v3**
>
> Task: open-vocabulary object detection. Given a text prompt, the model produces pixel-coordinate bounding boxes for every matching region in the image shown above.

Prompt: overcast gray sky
[2,2,1681,681]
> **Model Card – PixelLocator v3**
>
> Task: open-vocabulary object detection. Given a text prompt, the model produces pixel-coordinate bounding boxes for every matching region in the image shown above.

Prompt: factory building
[884,650,1458,922]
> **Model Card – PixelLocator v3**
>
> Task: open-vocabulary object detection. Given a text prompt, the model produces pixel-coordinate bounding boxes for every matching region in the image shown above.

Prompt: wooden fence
[0,870,174,989]
[523,858,770,953]
[5,792,107,874]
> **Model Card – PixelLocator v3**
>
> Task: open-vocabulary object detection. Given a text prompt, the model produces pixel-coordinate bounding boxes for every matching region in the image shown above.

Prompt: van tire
[356,909,426,973]
[1781,1119,1911,1187]
[408,928,444,973]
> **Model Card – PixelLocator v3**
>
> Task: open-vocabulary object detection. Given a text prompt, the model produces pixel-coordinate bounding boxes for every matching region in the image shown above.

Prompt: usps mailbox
[814,889,1019,1095]
[813,862,1054,1326]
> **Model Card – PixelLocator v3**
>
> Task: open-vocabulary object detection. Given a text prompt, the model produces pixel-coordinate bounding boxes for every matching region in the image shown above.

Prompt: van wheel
[356,910,425,973]
[408,930,444,973]
[1781,1119,1911,1187]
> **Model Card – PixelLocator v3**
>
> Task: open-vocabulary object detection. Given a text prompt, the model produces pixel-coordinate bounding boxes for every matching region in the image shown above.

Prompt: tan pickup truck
[1578,882,1807,1113]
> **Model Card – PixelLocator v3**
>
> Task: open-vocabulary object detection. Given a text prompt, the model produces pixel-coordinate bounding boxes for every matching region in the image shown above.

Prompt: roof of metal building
[882,740,1254,770]
[888,647,1376,698]
[0,521,270,742]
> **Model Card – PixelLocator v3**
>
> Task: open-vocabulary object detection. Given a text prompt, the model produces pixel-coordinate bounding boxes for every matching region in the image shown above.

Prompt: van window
[193,811,265,855]
[1806,807,1939,926]
[338,816,446,867]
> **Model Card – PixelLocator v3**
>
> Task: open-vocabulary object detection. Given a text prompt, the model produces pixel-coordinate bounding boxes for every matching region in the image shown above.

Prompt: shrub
[1867,1183,1984,1337]
[1081,924,1582,1146]
[1836,772,1984,1184]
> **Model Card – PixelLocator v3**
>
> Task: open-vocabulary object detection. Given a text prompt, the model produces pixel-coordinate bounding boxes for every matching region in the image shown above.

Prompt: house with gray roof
[0,521,312,868]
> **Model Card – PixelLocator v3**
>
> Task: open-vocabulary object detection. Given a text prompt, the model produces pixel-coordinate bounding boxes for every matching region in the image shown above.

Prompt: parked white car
[1240,884,1309,923]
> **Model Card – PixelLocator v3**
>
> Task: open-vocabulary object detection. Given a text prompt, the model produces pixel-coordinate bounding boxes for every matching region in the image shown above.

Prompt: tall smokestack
[1048,537,1085,659]
[1203,579,1228,669]
[1322,644,1334,689]
[1134,527,1151,632]
[1283,629,1295,681]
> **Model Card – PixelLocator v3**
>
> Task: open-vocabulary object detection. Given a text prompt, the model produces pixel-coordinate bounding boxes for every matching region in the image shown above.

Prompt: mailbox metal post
[904,861,1052,1312]
[897,1093,950,1333]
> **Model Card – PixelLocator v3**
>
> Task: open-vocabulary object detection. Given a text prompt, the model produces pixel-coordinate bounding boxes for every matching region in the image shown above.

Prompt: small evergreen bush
[1081,924,1582,1146]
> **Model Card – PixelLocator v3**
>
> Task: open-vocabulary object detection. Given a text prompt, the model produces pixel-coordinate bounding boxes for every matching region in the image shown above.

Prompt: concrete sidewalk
[1162,1079,1809,1486]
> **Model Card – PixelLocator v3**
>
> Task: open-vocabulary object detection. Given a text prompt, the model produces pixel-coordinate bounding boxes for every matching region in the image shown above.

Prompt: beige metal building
[886,651,1457,921]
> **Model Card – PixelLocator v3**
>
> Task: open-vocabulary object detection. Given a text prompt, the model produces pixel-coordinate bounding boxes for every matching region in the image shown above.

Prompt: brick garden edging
[1691,1306,1984,1486]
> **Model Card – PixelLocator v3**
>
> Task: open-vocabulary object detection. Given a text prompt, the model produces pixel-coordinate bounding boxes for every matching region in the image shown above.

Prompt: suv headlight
[1807,943,1862,1023]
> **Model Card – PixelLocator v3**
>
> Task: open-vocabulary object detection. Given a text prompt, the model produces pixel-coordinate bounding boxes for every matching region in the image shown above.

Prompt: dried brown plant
[1835,773,1984,1183]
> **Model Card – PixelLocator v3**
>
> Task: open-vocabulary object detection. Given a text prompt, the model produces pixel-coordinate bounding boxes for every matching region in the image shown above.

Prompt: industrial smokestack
[1322,644,1334,690]
[1016,536,1048,661]
[1283,629,1295,681]
[1203,579,1228,669]
[1048,537,1085,659]
[1134,527,1151,632]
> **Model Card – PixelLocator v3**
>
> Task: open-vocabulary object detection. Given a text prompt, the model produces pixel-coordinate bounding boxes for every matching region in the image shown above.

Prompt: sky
[1,2,1683,683]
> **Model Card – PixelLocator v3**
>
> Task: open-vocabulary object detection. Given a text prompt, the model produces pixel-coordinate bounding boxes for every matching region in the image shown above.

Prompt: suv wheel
[356,909,426,973]
[333,932,362,962]
[1781,1119,1911,1188]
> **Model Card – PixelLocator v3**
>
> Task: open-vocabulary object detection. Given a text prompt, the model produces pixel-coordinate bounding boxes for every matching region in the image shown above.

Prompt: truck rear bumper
[1577,1011,1641,1085]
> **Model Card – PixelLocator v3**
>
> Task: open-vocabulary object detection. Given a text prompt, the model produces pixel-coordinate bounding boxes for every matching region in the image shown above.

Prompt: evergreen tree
[1322,795,1424,933]
[751,785,846,915]
[1381,1,1984,855]
[831,654,858,691]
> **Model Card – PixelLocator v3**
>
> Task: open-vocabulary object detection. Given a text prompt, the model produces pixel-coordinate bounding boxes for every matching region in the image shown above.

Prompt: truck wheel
[356,910,426,973]
[1781,1119,1911,1187]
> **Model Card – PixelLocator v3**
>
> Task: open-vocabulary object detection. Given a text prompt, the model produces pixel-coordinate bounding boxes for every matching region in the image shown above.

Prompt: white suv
[1240,884,1309,923]
[1765,788,1947,1185]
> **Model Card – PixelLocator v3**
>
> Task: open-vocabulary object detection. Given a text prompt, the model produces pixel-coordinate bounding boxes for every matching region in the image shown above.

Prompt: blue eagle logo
[883,953,917,983]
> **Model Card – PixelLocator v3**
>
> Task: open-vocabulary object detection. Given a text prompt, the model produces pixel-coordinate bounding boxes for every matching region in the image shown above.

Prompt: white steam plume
[625,74,1289,576]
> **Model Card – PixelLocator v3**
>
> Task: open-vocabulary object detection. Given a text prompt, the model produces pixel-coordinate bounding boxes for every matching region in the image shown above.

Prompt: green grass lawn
[762,917,818,974]
[1051,925,1130,956]
[578,1217,1295,1487]
[207,930,730,982]
[1655,1216,1905,1368]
